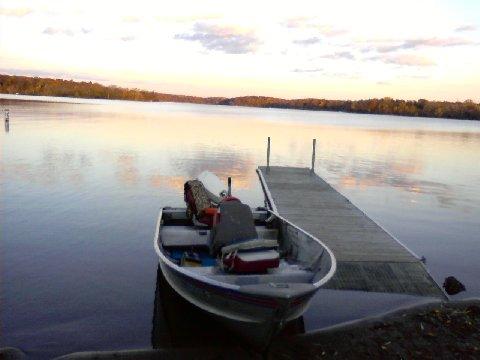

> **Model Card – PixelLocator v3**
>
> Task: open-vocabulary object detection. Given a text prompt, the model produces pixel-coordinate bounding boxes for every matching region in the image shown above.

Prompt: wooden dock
[258,166,446,298]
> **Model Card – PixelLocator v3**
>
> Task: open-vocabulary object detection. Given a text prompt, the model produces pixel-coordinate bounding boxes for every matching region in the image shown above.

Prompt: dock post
[4,109,9,122]
[311,139,316,173]
[267,137,271,173]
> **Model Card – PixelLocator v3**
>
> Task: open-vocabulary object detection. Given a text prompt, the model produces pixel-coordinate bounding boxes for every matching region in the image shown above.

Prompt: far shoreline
[1,74,479,121]
[1,93,479,123]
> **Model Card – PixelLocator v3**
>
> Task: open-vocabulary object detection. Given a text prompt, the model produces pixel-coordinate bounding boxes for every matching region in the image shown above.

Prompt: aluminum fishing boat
[153,171,336,334]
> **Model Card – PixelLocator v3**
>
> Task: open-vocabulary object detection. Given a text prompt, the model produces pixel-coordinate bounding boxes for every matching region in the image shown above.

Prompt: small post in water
[267,137,271,172]
[311,138,316,174]
[227,177,232,197]
[4,109,9,122]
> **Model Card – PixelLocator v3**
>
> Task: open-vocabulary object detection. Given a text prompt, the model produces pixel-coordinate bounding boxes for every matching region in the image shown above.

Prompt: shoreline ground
[3,298,478,359]
[269,298,480,359]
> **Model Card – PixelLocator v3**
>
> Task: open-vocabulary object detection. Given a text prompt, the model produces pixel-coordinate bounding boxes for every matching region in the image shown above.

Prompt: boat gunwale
[154,208,240,291]
[155,210,336,291]
[154,174,337,294]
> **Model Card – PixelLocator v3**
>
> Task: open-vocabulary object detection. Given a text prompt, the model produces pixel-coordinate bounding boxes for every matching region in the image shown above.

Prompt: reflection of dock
[258,166,446,298]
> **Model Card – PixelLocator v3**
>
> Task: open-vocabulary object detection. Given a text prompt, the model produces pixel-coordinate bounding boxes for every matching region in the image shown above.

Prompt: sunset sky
[1,0,479,101]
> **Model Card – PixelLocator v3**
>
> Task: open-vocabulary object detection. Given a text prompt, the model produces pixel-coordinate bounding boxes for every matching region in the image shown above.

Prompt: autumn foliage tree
[1,74,479,120]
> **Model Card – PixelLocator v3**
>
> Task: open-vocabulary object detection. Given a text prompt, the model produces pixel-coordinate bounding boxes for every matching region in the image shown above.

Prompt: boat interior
[159,207,333,286]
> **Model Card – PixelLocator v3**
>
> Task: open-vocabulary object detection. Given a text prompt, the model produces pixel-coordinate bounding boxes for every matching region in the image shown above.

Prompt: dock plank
[258,166,446,298]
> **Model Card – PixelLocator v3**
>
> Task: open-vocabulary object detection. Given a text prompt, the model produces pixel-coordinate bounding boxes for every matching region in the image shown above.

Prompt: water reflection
[1,147,92,186]
[1,97,479,358]
[116,154,140,186]
[151,265,305,351]
[2,99,478,207]
[148,174,186,190]
[4,119,9,133]
[331,157,456,208]
[151,265,239,349]
[303,289,439,332]
[170,147,257,190]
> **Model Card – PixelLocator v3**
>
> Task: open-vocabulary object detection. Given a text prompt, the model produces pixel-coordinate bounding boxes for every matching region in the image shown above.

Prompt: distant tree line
[220,96,480,120]
[0,74,222,104]
[1,74,479,120]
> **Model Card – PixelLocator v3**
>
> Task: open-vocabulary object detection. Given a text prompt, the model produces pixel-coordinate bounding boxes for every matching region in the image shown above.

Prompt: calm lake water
[1,95,480,358]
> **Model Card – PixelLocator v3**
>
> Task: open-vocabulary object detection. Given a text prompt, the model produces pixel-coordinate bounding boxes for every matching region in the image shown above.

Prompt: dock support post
[4,109,9,122]
[267,137,271,173]
[311,138,316,174]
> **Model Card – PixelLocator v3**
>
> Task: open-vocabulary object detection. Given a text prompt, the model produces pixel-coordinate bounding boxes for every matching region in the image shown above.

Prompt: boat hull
[153,264,306,351]
[159,258,314,326]
[154,200,337,342]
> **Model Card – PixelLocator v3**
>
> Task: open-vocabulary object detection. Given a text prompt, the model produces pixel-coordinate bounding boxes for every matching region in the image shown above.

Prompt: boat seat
[161,226,210,248]
[161,226,277,250]
[210,200,258,255]
[256,227,278,240]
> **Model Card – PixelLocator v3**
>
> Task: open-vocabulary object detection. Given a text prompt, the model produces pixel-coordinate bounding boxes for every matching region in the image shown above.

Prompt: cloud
[405,74,430,79]
[0,7,33,17]
[455,25,477,32]
[371,54,435,67]
[174,23,259,54]
[122,16,140,23]
[120,35,135,42]
[156,14,221,23]
[282,17,347,37]
[315,25,348,37]
[0,67,109,82]
[376,37,474,52]
[293,37,321,45]
[292,68,323,73]
[42,27,93,36]
[319,51,355,60]
[292,68,359,79]
[327,72,359,79]
[283,16,311,28]
[43,27,74,37]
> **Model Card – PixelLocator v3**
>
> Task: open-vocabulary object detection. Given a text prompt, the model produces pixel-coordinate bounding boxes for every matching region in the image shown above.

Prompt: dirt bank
[269,299,480,359]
